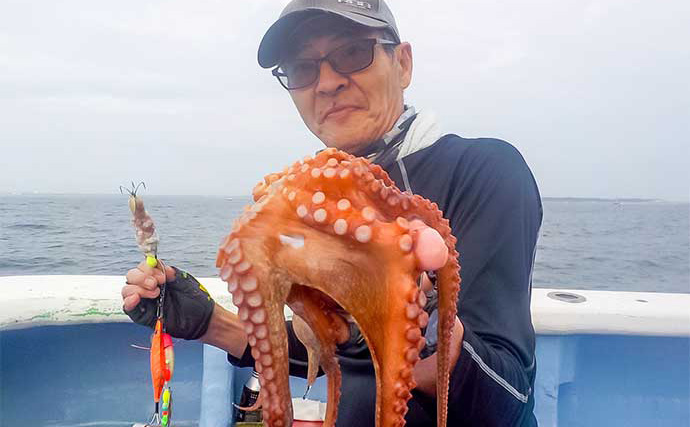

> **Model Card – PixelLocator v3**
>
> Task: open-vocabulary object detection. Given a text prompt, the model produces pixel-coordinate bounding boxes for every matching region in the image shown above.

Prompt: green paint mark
[30,312,56,321]
[69,307,120,317]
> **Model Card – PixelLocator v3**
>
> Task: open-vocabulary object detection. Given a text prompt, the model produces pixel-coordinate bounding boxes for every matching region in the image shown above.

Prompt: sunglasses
[272,38,398,91]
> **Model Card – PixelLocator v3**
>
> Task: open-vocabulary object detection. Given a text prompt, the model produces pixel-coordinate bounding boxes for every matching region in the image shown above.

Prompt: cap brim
[258,8,389,69]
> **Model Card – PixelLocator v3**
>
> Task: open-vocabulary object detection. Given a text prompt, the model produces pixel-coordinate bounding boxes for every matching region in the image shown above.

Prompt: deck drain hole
[547,291,586,303]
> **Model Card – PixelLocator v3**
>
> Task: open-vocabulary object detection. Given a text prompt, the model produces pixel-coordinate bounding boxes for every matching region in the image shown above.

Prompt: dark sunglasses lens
[331,39,376,74]
[281,60,318,89]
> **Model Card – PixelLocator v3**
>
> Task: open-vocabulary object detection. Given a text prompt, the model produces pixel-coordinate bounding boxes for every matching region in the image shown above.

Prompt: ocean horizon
[1,194,688,294]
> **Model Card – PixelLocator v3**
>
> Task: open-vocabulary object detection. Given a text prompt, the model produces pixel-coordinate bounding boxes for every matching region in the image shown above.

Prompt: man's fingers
[409,219,449,271]
[145,262,175,285]
[137,260,156,275]
[164,265,176,282]
[123,293,141,312]
[122,284,160,300]
[151,267,166,285]
[122,262,173,312]
[124,267,142,285]
[121,284,160,303]
[126,267,159,291]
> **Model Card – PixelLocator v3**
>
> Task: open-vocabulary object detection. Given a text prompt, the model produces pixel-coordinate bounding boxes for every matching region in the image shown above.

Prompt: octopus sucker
[417,311,429,328]
[313,208,328,223]
[405,303,420,320]
[380,186,390,199]
[240,275,258,292]
[405,327,421,342]
[417,290,427,307]
[226,248,242,265]
[333,219,348,235]
[218,149,460,427]
[251,308,267,324]
[312,191,326,204]
[244,322,254,335]
[362,206,376,222]
[407,288,419,304]
[247,292,263,307]
[233,291,245,306]
[226,275,239,293]
[399,234,413,252]
[219,264,233,281]
[234,260,251,274]
[337,198,351,211]
[354,225,372,243]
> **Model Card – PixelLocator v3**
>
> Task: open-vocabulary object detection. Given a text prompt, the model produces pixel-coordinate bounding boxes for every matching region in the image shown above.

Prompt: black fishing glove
[419,271,439,359]
[125,267,215,340]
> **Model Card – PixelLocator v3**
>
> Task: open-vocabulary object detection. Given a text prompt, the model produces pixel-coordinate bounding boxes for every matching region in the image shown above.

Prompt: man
[123,0,542,425]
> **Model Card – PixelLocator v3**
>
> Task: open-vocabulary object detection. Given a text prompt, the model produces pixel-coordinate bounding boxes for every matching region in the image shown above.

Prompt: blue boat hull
[1,323,688,426]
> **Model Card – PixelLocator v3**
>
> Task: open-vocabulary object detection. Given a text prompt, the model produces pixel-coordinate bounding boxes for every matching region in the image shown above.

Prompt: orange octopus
[216,148,460,427]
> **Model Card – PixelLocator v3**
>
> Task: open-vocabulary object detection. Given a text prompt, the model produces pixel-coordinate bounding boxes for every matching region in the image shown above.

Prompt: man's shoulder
[416,134,529,171]
[436,134,525,159]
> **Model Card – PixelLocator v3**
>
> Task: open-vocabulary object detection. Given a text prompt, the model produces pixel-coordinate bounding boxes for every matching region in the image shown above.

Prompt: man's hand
[122,260,175,311]
[413,317,464,397]
[122,262,216,340]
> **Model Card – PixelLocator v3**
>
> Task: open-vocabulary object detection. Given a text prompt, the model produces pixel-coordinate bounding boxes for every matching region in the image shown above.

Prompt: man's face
[284,26,413,153]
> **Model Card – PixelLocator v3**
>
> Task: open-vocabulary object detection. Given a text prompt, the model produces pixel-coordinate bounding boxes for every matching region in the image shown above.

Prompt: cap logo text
[337,0,373,10]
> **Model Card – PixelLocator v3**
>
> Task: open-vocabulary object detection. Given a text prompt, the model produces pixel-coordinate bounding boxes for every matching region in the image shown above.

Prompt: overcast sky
[1,0,688,200]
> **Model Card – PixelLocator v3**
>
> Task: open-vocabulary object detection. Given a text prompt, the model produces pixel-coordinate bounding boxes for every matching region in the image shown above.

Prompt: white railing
[1,275,689,337]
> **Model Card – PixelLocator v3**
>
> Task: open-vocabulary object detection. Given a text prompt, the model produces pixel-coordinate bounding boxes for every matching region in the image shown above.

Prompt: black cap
[258,0,400,69]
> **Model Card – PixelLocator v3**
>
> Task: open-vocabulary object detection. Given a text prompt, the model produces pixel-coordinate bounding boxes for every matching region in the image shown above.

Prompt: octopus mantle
[216,148,460,427]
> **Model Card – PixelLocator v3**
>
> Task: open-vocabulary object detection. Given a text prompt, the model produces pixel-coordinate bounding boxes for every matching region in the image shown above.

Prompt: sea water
[1,195,688,293]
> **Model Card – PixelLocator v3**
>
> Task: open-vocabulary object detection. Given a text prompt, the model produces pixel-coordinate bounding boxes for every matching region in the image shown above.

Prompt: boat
[1,275,688,426]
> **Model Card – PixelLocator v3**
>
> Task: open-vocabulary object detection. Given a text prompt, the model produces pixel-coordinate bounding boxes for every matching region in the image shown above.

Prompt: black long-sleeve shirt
[229,134,542,426]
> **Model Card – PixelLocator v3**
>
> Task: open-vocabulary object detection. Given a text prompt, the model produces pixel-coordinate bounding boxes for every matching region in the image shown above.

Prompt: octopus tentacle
[431,222,460,427]
[218,237,293,425]
[234,391,264,412]
[291,314,321,388]
[288,287,342,426]
[218,147,460,427]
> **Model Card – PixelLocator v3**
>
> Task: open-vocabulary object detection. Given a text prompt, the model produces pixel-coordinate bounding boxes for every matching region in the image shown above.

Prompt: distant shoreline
[541,197,660,203]
[0,193,685,203]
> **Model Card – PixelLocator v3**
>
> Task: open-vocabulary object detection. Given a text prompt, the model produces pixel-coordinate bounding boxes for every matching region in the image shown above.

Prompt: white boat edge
[2,275,689,336]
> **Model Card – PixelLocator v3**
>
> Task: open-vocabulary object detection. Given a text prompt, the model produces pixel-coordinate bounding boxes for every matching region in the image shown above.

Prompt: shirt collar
[352,105,417,164]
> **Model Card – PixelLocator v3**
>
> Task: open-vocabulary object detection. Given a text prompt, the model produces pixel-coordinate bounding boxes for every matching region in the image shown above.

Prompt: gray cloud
[1,0,688,200]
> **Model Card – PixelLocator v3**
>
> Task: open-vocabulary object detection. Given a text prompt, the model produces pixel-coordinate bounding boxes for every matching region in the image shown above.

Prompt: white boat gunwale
[1,275,688,337]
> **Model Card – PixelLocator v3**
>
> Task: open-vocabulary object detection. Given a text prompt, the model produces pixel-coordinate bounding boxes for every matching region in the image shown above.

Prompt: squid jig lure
[121,182,175,427]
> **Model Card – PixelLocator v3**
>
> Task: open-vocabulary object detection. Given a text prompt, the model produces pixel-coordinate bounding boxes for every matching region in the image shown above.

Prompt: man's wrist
[200,304,248,358]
